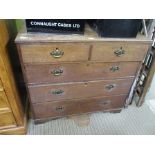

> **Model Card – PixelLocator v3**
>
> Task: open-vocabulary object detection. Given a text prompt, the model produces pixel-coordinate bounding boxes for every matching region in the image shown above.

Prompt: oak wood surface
[15,24,152,43]
[91,42,149,62]
[15,22,152,123]
[20,43,90,63]
[0,112,16,129]
[20,42,150,64]
[0,21,9,48]
[0,79,3,89]
[0,118,27,134]
[0,91,11,111]
[28,78,134,103]
[32,94,127,120]
[0,27,24,125]
[0,20,27,134]
[25,61,140,85]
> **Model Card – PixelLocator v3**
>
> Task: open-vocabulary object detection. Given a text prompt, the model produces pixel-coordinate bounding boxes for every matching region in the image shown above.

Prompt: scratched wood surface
[15,24,152,43]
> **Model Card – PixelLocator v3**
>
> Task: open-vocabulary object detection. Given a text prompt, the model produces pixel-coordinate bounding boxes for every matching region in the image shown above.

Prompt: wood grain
[0,113,27,134]
[91,42,150,62]
[32,94,127,120]
[0,36,24,126]
[0,20,9,48]
[25,62,140,85]
[0,112,16,129]
[0,79,3,89]
[0,91,11,111]
[15,24,152,43]
[15,22,152,123]
[20,43,90,63]
[0,20,27,134]
[28,78,134,103]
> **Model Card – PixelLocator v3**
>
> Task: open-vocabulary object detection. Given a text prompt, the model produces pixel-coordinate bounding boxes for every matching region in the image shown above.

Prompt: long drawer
[20,43,90,63]
[0,112,16,129]
[32,94,127,119]
[28,78,134,103]
[91,42,149,62]
[25,62,140,84]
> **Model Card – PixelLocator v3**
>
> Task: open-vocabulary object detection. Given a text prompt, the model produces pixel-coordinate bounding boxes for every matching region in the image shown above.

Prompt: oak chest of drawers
[15,25,152,123]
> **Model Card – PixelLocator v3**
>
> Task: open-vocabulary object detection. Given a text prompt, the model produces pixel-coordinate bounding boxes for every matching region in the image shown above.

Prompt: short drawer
[28,78,134,103]
[20,43,90,63]
[25,62,140,84]
[0,89,10,110]
[32,94,127,119]
[0,112,16,129]
[91,42,149,62]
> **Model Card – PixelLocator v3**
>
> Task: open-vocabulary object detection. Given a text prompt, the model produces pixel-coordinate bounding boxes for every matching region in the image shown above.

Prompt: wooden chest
[15,25,152,123]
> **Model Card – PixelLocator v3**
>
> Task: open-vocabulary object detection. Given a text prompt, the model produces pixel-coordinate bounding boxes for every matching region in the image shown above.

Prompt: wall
[146,74,155,100]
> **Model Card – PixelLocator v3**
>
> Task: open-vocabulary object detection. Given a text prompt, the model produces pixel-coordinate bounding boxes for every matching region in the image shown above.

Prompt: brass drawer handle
[51,68,63,76]
[52,89,64,95]
[55,106,65,112]
[105,84,115,91]
[114,47,125,56]
[50,48,64,58]
[110,66,120,72]
[0,87,4,92]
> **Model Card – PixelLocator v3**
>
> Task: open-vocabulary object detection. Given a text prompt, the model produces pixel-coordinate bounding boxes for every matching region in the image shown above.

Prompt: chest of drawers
[15,25,152,123]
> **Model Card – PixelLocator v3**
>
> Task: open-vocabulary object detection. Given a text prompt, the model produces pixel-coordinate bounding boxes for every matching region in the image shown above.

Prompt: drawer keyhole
[110,66,120,72]
[51,89,64,95]
[105,84,115,91]
[99,100,111,105]
[55,106,64,112]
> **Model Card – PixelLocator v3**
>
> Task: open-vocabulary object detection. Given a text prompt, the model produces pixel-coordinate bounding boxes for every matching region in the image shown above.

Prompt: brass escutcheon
[50,48,64,58]
[105,84,115,91]
[114,47,125,56]
[110,66,120,72]
[51,68,63,76]
[52,89,64,95]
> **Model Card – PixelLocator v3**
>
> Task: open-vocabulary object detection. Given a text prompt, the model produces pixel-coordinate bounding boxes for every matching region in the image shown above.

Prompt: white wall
[145,74,155,114]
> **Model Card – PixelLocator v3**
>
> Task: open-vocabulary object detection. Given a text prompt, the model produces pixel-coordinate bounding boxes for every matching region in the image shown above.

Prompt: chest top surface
[15,24,153,44]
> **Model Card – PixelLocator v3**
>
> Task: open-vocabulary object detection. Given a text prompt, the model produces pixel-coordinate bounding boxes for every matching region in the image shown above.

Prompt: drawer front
[0,90,10,110]
[91,42,149,62]
[0,112,16,129]
[29,78,134,103]
[20,43,90,63]
[25,62,140,84]
[33,94,127,119]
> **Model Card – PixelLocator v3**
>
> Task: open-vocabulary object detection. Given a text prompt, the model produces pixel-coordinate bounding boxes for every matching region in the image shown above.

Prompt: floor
[28,99,155,135]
